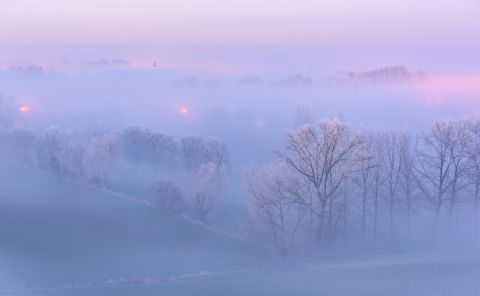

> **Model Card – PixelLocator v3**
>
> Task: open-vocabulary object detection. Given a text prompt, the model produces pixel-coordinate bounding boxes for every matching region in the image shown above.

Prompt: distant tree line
[0,123,228,225]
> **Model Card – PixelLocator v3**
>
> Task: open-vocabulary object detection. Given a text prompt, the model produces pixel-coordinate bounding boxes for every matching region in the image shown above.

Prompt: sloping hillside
[0,164,271,289]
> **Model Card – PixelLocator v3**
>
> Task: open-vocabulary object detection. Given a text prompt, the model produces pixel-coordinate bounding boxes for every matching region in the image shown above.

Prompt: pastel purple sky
[1,0,479,74]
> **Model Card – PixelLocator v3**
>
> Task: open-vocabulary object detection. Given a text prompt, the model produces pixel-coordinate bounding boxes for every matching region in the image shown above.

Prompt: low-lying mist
[2,64,480,295]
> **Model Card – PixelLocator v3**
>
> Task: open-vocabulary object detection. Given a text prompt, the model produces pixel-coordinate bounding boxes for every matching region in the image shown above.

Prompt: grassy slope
[0,165,271,288]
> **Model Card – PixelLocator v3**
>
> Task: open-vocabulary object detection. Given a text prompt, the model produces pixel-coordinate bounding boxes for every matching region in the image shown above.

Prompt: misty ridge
[2,62,480,295]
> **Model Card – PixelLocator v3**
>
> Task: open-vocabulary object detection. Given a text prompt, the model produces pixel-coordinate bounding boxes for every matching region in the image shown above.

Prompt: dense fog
[2,0,480,294]
[2,63,480,295]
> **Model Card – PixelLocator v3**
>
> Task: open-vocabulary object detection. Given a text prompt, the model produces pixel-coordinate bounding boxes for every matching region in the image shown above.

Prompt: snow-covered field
[3,258,480,296]
[1,164,480,296]
[0,164,271,292]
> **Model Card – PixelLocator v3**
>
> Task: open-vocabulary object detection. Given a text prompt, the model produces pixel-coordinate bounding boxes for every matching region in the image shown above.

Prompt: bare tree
[370,132,388,241]
[415,120,455,229]
[148,132,178,168]
[119,127,178,168]
[187,162,225,223]
[245,161,305,256]
[118,127,148,165]
[383,131,403,237]
[84,133,117,188]
[278,119,363,246]
[352,131,377,241]
[447,119,470,219]
[58,137,86,180]
[148,180,185,214]
[464,116,480,229]
[203,138,229,170]
[181,136,228,171]
[398,132,417,237]
[36,127,67,175]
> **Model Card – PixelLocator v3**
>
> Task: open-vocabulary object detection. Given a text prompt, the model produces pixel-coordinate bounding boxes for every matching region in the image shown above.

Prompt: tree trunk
[342,183,348,241]
[474,188,479,248]
[316,198,327,248]
[405,191,411,240]
[389,199,394,238]
[327,198,333,240]
[308,208,315,253]
[433,205,441,244]
[374,191,379,243]
[362,191,367,242]
[406,205,411,240]
[449,181,457,232]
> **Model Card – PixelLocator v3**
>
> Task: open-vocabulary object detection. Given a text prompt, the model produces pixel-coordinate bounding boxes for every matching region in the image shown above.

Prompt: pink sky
[1,0,479,74]
[2,0,478,47]
[411,74,480,104]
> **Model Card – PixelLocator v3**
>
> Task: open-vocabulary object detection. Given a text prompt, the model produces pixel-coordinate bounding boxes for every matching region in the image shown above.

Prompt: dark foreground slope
[0,164,271,290]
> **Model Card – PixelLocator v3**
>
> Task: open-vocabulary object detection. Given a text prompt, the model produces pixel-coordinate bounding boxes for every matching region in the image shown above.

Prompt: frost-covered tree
[58,137,85,179]
[383,131,403,237]
[148,180,185,214]
[35,127,86,179]
[181,136,205,169]
[464,116,480,225]
[181,136,228,170]
[84,133,117,188]
[36,127,66,175]
[370,132,388,241]
[415,120,456,228]
[187,162,225,223]
[204,138,229,169]
[245,161,305,256]
[352,131,377,240]
[118,127,145,164]
[278,119,363,245]
[148,132,178,167]
[118,127,178,167]
[447,119,470,217]
[398,132,417,236]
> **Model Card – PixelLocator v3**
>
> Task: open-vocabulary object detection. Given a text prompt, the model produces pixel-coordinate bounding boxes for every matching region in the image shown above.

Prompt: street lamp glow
[19,105,30,113]
[179,107,189,116]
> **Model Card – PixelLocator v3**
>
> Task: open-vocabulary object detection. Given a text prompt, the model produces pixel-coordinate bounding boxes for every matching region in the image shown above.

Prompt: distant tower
[153,60,157,68]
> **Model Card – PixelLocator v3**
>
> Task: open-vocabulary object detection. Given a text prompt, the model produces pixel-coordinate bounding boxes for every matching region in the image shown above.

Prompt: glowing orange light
[19,105,30,113]
[179,107,189,116]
